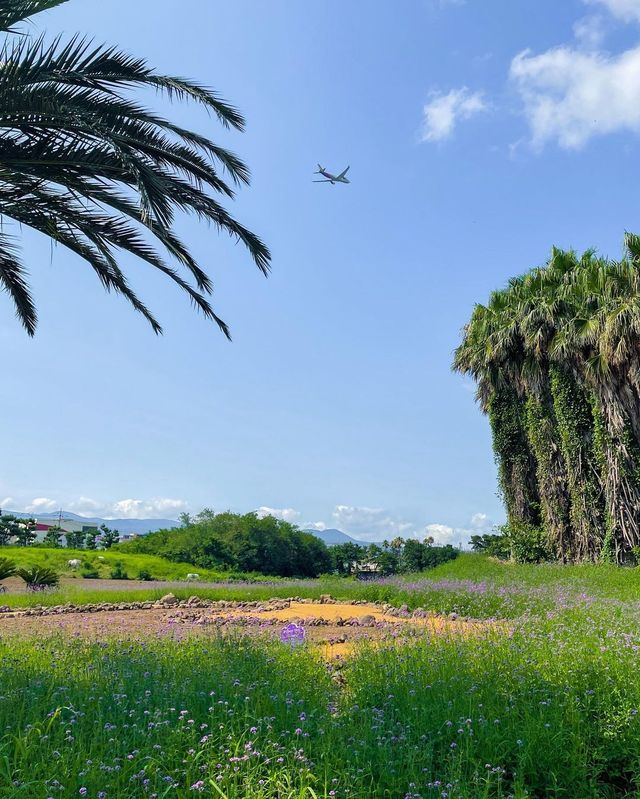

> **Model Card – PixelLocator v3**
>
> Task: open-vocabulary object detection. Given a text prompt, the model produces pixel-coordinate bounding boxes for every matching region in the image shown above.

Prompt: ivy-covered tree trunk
[525,383,572,561]
[550,366,604,561]
[591,380,640,562]
[487,384,541,528]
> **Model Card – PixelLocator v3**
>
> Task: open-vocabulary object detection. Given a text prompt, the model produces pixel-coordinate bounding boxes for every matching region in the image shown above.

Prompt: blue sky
[3,0,640,542]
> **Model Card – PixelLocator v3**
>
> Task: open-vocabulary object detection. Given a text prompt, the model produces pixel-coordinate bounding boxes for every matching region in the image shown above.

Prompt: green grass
[4,550,640,618]
[0,546,261,584]
[2,605,640,797]
[4,555,640,795]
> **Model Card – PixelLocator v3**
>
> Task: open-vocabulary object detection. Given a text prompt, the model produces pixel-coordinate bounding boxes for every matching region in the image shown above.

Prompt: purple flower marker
[280,622,305,647]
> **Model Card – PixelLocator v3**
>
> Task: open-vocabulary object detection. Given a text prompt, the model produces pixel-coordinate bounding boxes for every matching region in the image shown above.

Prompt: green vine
[488,384,541,528]
[524,386,572,561]
[550,366,604,561]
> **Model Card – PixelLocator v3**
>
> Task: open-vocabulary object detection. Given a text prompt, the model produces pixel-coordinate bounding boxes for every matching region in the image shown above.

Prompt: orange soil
[0,601,492,658]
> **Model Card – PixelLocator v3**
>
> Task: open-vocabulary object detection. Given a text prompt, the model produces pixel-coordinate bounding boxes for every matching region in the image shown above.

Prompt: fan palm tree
[0,0,270,337]
[553,253,640,558]
[515,251,605,561]
[453,299,541,530]
[486,271,574,561]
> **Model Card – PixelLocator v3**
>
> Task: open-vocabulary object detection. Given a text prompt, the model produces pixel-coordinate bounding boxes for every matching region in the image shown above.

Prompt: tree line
[332,538,458,575]
[120,511,459,578]
[454,235,640,563]
[0,516,120,549]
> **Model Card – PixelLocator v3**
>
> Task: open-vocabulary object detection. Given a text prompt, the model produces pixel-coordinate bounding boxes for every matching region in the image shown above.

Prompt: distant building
[33,517,100,545]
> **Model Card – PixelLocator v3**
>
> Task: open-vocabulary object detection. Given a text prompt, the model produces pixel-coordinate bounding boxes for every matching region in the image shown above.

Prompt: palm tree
[453,299,541,531]
[514,251,605,561]
[486,271,574,561]
[552,252,640,559]
[0,0,270,336]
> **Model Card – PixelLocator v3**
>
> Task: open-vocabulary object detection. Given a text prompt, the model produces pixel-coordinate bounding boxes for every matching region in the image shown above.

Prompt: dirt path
[0,600,490,657]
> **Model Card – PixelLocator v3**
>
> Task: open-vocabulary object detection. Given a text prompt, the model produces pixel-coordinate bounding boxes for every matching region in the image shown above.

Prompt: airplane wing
[312,179,333,183]
[337,166,350,179]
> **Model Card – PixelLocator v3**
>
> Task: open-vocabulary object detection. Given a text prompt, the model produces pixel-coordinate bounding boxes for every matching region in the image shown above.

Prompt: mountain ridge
[1,510,179,535]
[303,528,372,547]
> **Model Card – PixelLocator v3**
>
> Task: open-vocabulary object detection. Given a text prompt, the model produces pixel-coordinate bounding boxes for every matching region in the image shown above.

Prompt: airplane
[313,164,350,184]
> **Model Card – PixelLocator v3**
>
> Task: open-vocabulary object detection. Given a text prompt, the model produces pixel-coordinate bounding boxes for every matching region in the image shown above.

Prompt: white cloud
[331,504,415,541]
[68,496,103,514]
[0,497,13,509]
[584,0,640,21]
[424,523,457,544]
[256,506,301,523]
[421,87,487,143]
[510,44,640,148]
[573,15,607,48]
[109,498,188,519]
[303,521,327,531]
[26,497,58,513]
[424,513,495,547]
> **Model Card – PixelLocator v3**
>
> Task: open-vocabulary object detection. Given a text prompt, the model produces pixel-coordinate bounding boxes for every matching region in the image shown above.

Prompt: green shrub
[16,566,59,591]
[470,532,511,559]
[0,557,17,582]
[80,563,100,579]
[137,569,153,581]
[109,561,129,580]
[502,521,553,564]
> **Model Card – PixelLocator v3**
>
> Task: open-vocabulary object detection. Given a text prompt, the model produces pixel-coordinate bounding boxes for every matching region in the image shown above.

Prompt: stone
[158,593,178,607]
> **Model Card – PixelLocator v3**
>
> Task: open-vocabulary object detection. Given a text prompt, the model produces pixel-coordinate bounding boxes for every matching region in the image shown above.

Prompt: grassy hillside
[3,551,640,615]
[0,546,259,582]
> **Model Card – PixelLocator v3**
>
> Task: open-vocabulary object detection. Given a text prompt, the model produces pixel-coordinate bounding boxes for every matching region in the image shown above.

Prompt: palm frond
[0,0,67,33]
[0,231,36,334]
[0,20,270,335]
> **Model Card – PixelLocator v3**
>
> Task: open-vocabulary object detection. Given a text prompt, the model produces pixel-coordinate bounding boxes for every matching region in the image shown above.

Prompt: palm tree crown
[0,0,270,336]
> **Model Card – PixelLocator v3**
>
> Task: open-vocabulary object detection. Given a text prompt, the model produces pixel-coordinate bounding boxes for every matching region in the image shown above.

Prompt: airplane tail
[315,163,323,173]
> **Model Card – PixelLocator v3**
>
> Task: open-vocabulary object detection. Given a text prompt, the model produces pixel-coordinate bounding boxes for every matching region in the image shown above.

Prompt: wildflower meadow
[2,555,640,797]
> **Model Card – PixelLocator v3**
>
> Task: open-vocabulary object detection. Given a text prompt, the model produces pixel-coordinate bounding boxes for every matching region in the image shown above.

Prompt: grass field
[0,546,261,584]
[2,606,640,798]
[3,549,640,617]
[3,554,640,797]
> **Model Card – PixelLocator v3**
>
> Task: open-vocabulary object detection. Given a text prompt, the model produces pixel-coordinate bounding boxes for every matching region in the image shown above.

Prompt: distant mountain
[2,510,179,535]
[304,528,372,547]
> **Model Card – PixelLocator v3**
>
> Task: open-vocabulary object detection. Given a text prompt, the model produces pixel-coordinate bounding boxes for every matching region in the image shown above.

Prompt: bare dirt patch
[0,599,490,657]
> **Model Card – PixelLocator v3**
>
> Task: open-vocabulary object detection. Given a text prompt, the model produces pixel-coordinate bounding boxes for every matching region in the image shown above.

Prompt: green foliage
[109,561,129,580]
[524,389,572,560]
[5,600,640,797]
[500,521,552,564]
[0,515,35,546]
[42,526,63,548]
[0,0,270,337]
[84,529,98,550]
[488,384,541,528]
[99,524,120,548]
[0,557,16,581]
[64,530,85,549]
[137,569,153,581]
[455,241,640,564]
[0,546,242,583]
[80,561,100,579]
[470,532,511,559]
[16,565,59,591]
[551,366,604,560]
[120,512,333,578]
[331,539,458,575]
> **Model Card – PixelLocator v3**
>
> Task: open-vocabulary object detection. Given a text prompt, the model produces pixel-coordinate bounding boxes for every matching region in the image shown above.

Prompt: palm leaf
[0,15,270,335]
[0,0,68,33]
